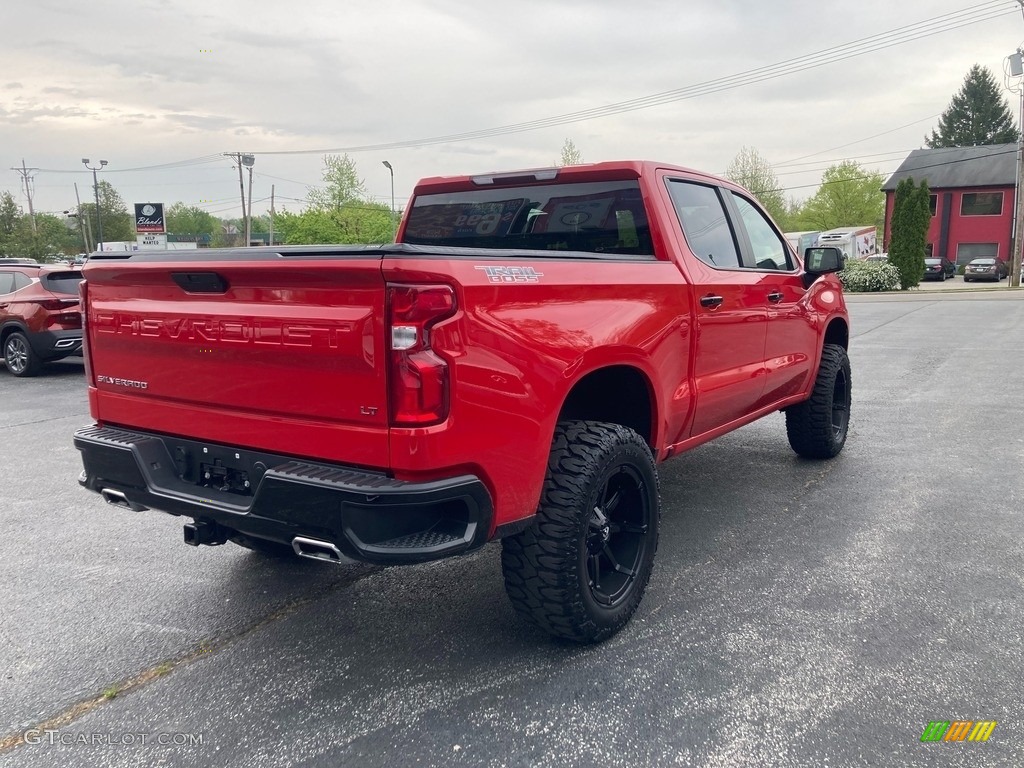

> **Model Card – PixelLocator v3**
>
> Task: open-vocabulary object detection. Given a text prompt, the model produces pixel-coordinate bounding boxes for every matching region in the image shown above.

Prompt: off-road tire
[4,331,42,377]
[785,343,851,459]
[501,421,660,643]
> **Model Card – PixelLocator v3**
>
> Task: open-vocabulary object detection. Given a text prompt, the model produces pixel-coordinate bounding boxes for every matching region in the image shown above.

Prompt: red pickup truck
[74,161,850,643]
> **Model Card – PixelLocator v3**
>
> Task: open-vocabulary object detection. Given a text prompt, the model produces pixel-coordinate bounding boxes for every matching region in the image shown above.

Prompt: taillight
[387,284,456,425]
[80,281,94,384]
[36,298,79,310]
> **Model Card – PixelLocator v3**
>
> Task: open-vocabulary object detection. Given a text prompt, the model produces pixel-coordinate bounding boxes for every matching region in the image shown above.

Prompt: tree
[725,147,787,225]
[282,154,394,245]
[274,203,393,246]
[0,193,80,260]
[0,191,20,250]
[558,138,584,166]
[165,203,218,239]
[34,213,82,257]
[794,161,886,232]
[307,154,367,210]
[926,65,1020,148]
[80,181,134,244]
[888,178,929,290]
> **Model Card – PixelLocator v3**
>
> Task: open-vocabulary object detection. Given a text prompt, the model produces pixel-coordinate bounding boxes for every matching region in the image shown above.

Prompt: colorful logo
[920,721,997,742]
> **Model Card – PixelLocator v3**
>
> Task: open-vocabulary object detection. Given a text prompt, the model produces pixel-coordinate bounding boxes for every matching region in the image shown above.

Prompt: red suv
[0,259,83,377]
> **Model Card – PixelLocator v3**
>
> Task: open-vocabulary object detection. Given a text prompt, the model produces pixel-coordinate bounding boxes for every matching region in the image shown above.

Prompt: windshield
[970,259,995,265]
[924,259,941,265]
[403,181,653,256]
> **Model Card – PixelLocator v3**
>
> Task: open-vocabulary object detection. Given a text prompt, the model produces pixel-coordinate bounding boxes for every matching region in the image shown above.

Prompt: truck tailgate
[82,253,390,467]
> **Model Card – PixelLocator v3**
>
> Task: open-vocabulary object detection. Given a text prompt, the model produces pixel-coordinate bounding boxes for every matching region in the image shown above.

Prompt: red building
[882,143,1016,267]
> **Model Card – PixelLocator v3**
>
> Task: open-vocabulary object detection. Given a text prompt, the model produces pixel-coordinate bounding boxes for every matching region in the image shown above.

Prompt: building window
[955,242,998,266]
[960,192,1003,216]
[925,243,933,257]
[929,195,937,216]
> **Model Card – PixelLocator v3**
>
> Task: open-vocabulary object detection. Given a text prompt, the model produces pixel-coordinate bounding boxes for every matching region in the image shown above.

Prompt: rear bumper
[73,424,493,565]
[31,329,83,360]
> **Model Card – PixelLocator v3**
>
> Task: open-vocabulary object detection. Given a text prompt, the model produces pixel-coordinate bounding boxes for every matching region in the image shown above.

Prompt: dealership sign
[134,203,165,233]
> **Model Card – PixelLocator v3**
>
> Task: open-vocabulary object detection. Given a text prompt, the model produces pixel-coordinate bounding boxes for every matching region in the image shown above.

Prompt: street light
[82,158,107,251]
[382,160,395,242]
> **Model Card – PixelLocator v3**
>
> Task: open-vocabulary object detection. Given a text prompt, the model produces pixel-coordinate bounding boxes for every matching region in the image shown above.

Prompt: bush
[839,258,902,292]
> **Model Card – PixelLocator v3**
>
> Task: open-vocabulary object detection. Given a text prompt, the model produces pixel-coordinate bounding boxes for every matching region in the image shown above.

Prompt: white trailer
[816,227,877,261]
[784,231,821,256]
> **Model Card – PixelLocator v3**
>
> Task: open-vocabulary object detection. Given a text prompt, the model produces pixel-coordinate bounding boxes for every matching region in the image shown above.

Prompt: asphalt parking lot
[1,290,1022,767]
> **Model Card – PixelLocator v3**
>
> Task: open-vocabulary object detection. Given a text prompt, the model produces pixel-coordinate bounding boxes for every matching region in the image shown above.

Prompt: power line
[772,146,1019,193]
[775,114,943,166]
[242,1,1014,156]
[33,155,226,175]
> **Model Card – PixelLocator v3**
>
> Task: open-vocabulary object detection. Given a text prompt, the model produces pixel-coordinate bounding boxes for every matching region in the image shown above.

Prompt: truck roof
[412,160,727,195]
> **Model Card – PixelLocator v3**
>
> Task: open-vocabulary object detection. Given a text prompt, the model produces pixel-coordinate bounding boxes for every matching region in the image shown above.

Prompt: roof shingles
[881,143,1017,191]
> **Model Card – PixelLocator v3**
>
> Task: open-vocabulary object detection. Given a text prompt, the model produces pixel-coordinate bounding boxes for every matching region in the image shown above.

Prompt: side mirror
[802,246,844,288]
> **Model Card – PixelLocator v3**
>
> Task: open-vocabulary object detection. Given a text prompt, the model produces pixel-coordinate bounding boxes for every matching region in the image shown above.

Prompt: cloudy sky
[2,0,1023,222]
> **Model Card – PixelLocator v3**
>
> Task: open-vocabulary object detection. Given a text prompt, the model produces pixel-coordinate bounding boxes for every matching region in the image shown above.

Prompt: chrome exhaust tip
[291,536,354,564]
[99,488,147,511]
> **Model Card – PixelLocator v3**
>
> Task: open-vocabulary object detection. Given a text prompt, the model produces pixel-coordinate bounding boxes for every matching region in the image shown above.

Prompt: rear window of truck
[403,181,653,256]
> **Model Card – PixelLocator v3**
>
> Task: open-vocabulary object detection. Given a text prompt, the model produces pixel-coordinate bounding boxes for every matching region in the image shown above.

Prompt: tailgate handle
[172,272,229,293]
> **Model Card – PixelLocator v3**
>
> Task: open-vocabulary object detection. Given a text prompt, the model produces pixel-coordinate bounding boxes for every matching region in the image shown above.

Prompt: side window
[730,193,792,271]
[667,181,740,269]
[11,272,30,290]
[0,272,14,295]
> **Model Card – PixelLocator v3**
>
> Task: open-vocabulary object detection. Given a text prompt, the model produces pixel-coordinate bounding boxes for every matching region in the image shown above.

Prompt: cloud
[1,0,1019,214]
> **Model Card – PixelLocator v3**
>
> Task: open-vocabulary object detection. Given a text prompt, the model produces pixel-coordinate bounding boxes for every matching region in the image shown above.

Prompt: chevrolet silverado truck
[74,161,851,643]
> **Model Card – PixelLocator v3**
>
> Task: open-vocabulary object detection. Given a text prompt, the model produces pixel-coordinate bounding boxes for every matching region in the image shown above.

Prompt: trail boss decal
[475,266,544,284]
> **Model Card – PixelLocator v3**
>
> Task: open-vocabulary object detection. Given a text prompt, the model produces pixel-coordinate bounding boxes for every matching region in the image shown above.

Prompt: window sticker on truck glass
[405,198,526,240]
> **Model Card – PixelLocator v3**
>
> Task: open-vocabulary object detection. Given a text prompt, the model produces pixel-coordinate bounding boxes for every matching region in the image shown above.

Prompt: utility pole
[245,158,254,247]
[269,184,275,246]
[382,160,395,242]
[11,159,37,233]
[1009,48,1024,288]
[82,158,107,251]
[1013,85,1024,288]
[226,152,247,247]
[74,183,92,252]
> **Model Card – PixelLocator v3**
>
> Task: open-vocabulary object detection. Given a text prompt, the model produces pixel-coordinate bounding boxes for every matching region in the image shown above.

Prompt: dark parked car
[0,259,83,377]
[922,257,956,281]
[963,258,1007,282]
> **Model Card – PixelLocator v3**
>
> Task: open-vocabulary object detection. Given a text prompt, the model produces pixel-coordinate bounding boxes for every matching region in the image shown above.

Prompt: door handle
[700,294,724,308]
[767,291,784,303]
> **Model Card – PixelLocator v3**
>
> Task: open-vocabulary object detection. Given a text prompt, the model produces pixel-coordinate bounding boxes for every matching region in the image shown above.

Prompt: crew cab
[74,161,850,643]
